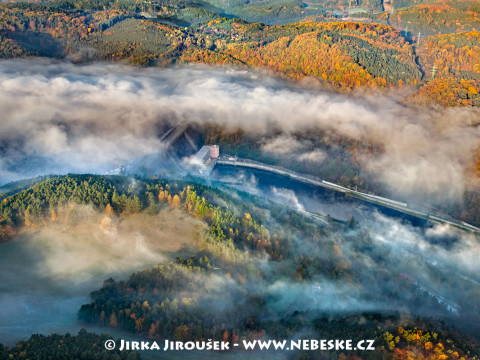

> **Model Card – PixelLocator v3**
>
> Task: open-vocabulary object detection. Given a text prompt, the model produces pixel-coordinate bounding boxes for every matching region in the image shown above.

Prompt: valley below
[1,0,480,356]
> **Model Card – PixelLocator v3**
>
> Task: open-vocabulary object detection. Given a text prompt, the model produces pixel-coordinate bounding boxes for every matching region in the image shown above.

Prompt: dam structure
[190,145,480,234]
[189,145,220,177]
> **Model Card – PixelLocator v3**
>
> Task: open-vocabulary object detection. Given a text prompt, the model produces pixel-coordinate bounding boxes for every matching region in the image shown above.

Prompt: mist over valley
[1,59,480,359]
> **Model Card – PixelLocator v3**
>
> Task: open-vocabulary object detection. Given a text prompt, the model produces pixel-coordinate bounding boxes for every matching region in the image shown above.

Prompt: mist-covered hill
[1,174,480,359]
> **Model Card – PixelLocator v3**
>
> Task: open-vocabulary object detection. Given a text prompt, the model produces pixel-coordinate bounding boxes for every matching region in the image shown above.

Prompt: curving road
[215,157,480,234]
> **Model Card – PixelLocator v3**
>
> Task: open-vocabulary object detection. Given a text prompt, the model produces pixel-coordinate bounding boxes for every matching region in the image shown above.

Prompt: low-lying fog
[1,59,480,205]
[212,165,480,337]
[1,59,480,347]
[0,206,204,345]
[212,165,388,221]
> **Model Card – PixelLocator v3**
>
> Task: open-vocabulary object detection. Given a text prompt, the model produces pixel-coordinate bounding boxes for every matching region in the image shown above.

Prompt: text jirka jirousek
[115,339,375,351]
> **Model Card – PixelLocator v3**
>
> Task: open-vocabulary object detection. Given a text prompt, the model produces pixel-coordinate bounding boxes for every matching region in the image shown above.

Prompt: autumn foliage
[383,327,472,360]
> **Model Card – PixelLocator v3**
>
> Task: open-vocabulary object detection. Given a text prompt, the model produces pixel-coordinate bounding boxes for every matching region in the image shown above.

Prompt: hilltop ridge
[0,0,478,106]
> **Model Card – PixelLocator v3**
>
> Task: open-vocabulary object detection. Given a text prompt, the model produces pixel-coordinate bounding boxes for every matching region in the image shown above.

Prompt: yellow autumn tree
[172,195,181,207]
[105,203,114,216]
[158,190,166,202]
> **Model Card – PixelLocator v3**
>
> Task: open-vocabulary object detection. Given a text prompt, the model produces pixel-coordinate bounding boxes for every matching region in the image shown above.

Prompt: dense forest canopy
[0,0,478,106]
[1,174,480,359]
[0,330,142,359]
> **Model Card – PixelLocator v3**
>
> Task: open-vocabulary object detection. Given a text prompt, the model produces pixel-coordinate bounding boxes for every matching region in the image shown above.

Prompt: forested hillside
[0,0,478,106]
[0,34,31,57]
[1,174,477,358]
[386,0,480,36]
[79,260,480,360]
[414,31,480,106]
[1,174,480,358]
[0,330,141,359]
[181,21,420,87]
[0,4,421,87]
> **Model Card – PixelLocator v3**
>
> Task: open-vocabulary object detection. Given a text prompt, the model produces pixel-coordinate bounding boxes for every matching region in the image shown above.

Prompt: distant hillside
[414,31,480,106]
[180,20,421,88]
[386,0,480,36]
[194,0,326,24]
[0,35,32,57]
[0,4,421,87]
[0,1,478,106]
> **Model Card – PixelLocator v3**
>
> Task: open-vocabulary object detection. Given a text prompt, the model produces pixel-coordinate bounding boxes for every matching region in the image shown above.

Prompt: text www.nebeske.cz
[112,339,375,351]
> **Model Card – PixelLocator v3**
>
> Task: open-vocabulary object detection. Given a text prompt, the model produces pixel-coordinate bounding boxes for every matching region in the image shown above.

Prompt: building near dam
[190,145,219,176]
[210,145,219,159]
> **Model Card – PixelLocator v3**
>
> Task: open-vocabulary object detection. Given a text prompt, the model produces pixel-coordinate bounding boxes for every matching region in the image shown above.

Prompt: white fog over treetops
[1,59,480,204]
